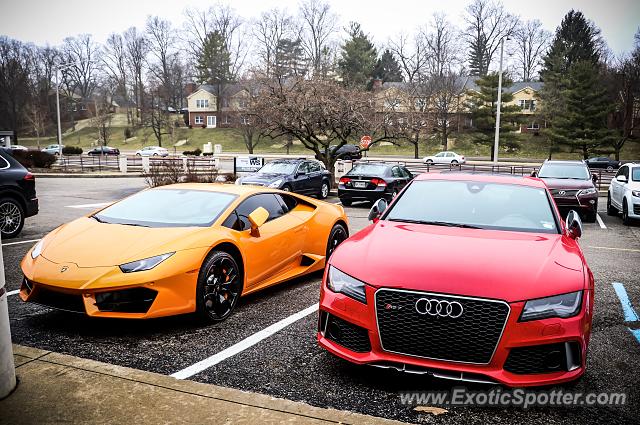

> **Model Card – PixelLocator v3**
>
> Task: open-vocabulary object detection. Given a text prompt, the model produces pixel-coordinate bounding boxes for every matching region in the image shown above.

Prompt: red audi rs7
[318,172,594,387]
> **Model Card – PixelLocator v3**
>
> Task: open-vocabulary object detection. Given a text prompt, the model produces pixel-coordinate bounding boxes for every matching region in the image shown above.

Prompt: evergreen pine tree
[196,31,231,85]
[466,73,521,160]
[372,49,403,83]
[338,23,377,89]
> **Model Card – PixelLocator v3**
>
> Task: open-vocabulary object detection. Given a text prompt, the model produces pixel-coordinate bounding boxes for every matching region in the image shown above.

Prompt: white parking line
[65,202,111,209]
[596,214,607,229]
[2,239,41,246]
[171,303,318,380]
[6,290,19,296]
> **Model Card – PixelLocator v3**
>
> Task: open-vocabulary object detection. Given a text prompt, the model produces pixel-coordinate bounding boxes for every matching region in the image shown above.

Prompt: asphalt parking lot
[4,177,640,424]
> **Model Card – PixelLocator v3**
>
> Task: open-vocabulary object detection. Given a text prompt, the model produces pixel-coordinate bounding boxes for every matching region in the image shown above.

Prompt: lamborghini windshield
[93,189,236,228]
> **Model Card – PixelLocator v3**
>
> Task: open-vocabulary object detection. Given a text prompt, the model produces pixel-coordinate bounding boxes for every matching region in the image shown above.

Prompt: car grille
[322,312,371,353]
[375,289,510,364]
[550,189,579,197]
[28,283,86,313]
[504,342,581,375]
[634,204,640,215]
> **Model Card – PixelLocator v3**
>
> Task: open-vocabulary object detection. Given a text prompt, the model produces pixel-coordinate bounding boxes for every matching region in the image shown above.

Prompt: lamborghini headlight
[119,253,174,273]
[31,240,44,259]
[326,266,367,304]
[520,291,582,322]
[268,179,283,188]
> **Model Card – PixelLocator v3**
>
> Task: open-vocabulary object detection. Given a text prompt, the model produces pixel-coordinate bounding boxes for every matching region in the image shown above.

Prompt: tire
[195,251,243,323]
[451,160,458,165]
[340,199,352,207]
[326,223,348,260]
[425,159,433,165]
[319,180,330,199]
[0,197,25,239]
[606,165,614,172]
[281,184,292,192]
[153,153,158,156]
[622,200,631,226]
[607,193,617,216]
[136,153,141,156]
[392,189,399,198]
[585,211,597,223]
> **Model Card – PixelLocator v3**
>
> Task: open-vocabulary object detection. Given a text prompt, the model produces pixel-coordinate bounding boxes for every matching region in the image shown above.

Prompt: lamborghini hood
[40,217,202,267]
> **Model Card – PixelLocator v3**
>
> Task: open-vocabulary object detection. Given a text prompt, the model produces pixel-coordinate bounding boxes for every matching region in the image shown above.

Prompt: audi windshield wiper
[389,218,481,229]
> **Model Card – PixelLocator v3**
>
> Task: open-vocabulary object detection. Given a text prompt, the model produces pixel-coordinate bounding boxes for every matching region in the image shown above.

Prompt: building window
[196,99,209,108]
[384,99,401,111]
[238,98,248,109]
[194,115,203,125]
[527,122,540,130]
[223,115,231,125]
[242,116,250,125]
[519,99,536,111]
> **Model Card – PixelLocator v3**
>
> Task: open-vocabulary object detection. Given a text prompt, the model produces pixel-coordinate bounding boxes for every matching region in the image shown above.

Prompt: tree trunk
[413,133,419,159]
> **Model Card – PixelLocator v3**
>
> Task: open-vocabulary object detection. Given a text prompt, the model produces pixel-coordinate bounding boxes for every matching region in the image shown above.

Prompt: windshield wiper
[388,218,481,229]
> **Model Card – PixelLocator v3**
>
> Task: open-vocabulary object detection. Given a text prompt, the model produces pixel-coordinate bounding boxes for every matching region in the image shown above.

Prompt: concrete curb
[5,345,410,425]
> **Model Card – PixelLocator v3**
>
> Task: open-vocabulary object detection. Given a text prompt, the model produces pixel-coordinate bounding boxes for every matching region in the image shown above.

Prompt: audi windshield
[384,180,559,233]
[94,189,236,228]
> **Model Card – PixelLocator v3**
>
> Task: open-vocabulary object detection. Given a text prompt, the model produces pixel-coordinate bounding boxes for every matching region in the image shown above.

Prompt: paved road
[4,178,640,424]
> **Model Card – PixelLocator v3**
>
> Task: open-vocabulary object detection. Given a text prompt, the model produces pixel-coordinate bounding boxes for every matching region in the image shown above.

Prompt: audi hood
[329,221,586,303]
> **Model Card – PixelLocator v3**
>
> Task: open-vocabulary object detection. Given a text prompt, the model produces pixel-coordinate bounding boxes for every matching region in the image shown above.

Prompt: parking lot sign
[234,156,264,174]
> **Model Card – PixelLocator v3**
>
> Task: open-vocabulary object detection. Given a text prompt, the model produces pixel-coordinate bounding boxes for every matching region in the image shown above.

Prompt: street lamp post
[493,37,507,165]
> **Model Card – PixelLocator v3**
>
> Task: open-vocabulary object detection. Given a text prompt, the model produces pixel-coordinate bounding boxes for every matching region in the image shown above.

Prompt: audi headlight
[632,190,640,198]
[520,291,582,322]
[268,179,283,188]
[326,266,367,304]
[31,240,44,259]
[578,188,597,196]
[119,253,174,273]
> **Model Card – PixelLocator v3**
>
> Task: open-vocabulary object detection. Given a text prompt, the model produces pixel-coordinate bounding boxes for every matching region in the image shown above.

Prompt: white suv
[607,163,640,225]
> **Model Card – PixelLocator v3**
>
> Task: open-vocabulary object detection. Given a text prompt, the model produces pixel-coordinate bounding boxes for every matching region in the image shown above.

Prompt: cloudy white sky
[1,0,638,55]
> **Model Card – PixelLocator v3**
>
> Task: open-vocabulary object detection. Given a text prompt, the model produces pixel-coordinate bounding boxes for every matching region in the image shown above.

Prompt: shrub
[12,150,57,169]
[188,124,193,129]
[202,151,213,156]
[124,127,133,139]
[174,120,182,128]
[62,146,83,155]
[182,148,202,156]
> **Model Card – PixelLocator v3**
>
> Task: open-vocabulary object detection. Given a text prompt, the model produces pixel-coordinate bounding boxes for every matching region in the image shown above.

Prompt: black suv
[236,159,332,199]
[0,148,38,238]
[331,144,362,160]
[535,160,598,222]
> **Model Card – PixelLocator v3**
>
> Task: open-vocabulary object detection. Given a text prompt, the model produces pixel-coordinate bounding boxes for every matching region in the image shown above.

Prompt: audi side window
[616,167,626,178]
[309,162,321,172]
[391,167,402,178]
[435,153,444,157]
[401,167,412,178]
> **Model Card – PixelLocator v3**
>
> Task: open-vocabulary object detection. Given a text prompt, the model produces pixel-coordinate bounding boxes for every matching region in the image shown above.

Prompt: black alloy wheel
[326,223,348,260]
[281,184,291,192]
[0,198,25,239]
[196,251,243,322]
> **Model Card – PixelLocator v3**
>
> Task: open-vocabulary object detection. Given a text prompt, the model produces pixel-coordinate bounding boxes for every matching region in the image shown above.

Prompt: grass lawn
[17,113,640,161]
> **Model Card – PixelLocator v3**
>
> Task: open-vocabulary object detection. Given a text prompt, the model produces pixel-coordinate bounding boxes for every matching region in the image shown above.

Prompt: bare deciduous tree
[388,33,428,83]
[423,13,462,77]
[299,0,337,76]
[102,33,129,121]
[513,19,551,81]
[252,8,296,78]
[61,34,100,99]
[464,0,518,76]
[123,27,148,124]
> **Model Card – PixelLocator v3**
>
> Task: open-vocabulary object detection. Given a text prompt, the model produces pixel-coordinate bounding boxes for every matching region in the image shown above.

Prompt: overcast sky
[1,0,638,56]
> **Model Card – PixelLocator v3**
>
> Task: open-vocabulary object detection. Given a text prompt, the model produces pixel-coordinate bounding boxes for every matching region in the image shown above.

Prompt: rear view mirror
[248,207,269,237]
[566,210,583,240]
[592,174,598,182]
[530,170,538,177]
[368,198,388,222]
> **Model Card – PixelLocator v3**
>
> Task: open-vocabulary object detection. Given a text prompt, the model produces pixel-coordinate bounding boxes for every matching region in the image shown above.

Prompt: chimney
[372,78,383,91]
[184,82,197,96]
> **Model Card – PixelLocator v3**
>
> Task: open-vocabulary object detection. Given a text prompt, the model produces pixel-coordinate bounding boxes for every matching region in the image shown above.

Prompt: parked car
[41,144,64,155]
[0,148,38,238]
[135,146,168,157]
[88,146,121,156]
[9,145,29,152]
[236,159,332,199]
[338,162,413,206]
[607,162,640,225]
[534,160,598,222]
[586,157,621,171]
[319,172,593,386]
[19,184,348,321]
[331,144,362,161]
[423,151,466,165]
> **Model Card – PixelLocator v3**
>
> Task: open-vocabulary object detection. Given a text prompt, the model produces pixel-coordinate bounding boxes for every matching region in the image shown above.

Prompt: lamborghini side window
[223,194,288,231]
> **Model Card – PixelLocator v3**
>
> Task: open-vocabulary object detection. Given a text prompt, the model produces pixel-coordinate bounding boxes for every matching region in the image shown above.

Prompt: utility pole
[493,37,506,165]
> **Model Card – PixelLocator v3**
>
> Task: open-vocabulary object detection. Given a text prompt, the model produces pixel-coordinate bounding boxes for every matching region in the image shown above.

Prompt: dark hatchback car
[237,159,332,199]
[88,146,120,156]
[331,144,362,160]
[586,157,621,171]
[338,162,413,206]
[534,160,598,222]
[0,148,38,238]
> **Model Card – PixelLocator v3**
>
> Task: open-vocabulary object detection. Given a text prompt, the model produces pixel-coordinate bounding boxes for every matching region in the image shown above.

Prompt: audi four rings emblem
[415,298,464,318]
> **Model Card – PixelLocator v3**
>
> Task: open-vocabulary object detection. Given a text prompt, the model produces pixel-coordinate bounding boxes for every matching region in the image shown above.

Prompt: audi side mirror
[368,198,388,222]
[592,174,598,182]
[616,175,627,183]
[530,170,538,177]
[566,210,583,240]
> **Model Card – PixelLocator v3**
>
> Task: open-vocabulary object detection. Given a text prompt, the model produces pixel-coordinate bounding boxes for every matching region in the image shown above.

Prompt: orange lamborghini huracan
[20,184,348,321]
